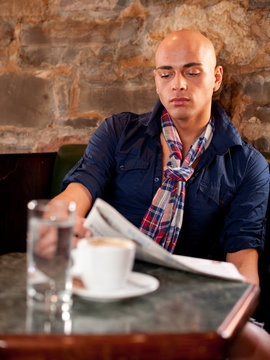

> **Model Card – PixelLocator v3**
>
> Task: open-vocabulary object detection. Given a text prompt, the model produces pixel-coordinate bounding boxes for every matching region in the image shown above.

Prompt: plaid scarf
[140,109,214,253]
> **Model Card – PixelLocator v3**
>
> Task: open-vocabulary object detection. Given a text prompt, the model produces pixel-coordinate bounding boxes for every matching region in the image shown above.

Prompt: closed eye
[156,69,175,80]
[187,71,200,76]
[185,66,202,77]
[161,73,172,78]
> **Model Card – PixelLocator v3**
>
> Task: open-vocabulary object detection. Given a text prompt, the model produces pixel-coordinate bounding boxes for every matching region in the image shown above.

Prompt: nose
[172,72,187,91]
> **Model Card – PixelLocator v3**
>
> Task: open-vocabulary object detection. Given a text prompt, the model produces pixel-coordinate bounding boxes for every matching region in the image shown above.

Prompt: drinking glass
[26,306,72,335]
[27,199,76,312]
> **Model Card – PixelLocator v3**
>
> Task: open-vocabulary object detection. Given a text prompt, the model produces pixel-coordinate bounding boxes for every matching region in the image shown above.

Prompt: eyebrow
[156,62,203,70]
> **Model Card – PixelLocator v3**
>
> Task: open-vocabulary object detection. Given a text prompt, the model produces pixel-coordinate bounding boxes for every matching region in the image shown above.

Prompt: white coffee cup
[75,237,136,293]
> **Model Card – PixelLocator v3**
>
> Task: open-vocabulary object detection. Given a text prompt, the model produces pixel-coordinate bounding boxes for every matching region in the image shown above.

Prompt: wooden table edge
[0,331,227,360]
[217,283,260,339]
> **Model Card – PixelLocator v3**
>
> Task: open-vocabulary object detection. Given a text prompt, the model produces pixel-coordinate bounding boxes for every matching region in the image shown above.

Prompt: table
[0,253,259,360]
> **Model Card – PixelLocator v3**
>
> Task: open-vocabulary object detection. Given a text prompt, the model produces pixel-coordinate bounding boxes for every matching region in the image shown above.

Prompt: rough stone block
[20,17,141,47]
[0,48,9,71]
[244,73,270,105]
[65,117,99,129]
[249,0,270,9]
[0,0,47,16]
[243,105,270,125]
[55,0,120,14]
[0,22,14,47]
[254,136,270,152]
[0,73,55,128]
[78,82,157,117]
[21,21,95,45]
[19,46,78,67]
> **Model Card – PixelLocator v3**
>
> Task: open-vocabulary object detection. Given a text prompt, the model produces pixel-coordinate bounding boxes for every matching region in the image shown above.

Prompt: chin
[169,109,190,122]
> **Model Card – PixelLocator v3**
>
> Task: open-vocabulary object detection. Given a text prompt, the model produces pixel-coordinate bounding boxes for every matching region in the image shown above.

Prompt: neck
[167,105,212,155]
[175,122,209,157]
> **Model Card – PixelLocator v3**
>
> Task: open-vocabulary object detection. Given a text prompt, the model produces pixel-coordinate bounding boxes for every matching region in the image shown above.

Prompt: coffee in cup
[76,237,136,292]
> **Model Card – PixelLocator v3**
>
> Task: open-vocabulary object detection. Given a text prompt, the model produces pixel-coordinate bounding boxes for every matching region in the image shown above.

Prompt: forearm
[53,183,92,218]
[226,248,259,285]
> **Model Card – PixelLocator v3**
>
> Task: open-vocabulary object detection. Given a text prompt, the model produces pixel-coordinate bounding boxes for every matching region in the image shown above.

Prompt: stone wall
[0,0,269,153]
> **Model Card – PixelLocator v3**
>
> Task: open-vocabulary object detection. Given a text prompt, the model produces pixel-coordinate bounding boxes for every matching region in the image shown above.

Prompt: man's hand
[34,225,58,259]
[34,215,92,259]
[73,216,92,247]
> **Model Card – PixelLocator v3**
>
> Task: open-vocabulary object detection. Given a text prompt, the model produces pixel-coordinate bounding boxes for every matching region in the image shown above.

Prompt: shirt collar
[144,99,164,137]
[143,99,243,153]
[211,101,243,155]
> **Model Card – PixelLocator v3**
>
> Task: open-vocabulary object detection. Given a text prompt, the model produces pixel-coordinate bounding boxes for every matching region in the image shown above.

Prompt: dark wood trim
[0,152,56,254]
[0,332,226,360]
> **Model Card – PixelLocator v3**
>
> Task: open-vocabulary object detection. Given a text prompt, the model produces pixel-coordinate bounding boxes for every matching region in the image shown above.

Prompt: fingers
[73,216,92,239]
[34,216,92,258]
[34,226,57,259]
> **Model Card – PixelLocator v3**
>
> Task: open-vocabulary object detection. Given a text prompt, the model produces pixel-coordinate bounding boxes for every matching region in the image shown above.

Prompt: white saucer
[72,272,159,302]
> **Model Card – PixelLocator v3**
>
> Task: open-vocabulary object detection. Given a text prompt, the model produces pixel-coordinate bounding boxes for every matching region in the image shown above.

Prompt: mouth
[170,97,190,106]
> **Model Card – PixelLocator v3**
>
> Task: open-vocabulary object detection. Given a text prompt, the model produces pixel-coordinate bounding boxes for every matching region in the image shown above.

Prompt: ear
[213,65,223,92]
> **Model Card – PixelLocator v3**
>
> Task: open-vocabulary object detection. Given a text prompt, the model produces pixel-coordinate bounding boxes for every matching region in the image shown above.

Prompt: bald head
[155,29,217,70]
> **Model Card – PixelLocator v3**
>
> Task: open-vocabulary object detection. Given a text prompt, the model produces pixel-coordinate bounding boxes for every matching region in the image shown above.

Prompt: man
[56,29,268,283]
[54,30,270,358]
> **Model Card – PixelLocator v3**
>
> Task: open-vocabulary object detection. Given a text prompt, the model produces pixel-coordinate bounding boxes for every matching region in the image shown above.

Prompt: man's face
[154,36,222,127]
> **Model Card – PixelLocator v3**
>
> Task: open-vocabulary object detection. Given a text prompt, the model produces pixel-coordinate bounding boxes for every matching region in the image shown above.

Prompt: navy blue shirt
[62,100,269,260]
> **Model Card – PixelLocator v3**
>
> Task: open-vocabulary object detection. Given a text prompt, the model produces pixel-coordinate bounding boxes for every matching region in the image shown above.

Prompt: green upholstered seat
[261,151,270,164]
[50,144,87,198]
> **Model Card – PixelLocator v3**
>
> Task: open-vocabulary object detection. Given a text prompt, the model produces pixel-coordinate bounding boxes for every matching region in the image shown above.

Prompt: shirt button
[154,177,160,182]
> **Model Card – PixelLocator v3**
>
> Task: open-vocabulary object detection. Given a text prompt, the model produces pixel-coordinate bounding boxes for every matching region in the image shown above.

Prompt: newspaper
[83,198,245,282]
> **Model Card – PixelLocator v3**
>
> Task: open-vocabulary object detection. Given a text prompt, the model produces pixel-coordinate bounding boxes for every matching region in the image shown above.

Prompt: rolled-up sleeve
[61,115,123,201]
[221,150,269,254]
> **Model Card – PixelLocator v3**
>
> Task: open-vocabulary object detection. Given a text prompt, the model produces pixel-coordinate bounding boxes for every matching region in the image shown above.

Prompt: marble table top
[0,252,257,337]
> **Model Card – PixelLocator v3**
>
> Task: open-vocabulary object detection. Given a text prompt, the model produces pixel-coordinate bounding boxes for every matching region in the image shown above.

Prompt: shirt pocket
[198,180,235,207]
[118,157,149,172]
[115,156,151,199]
